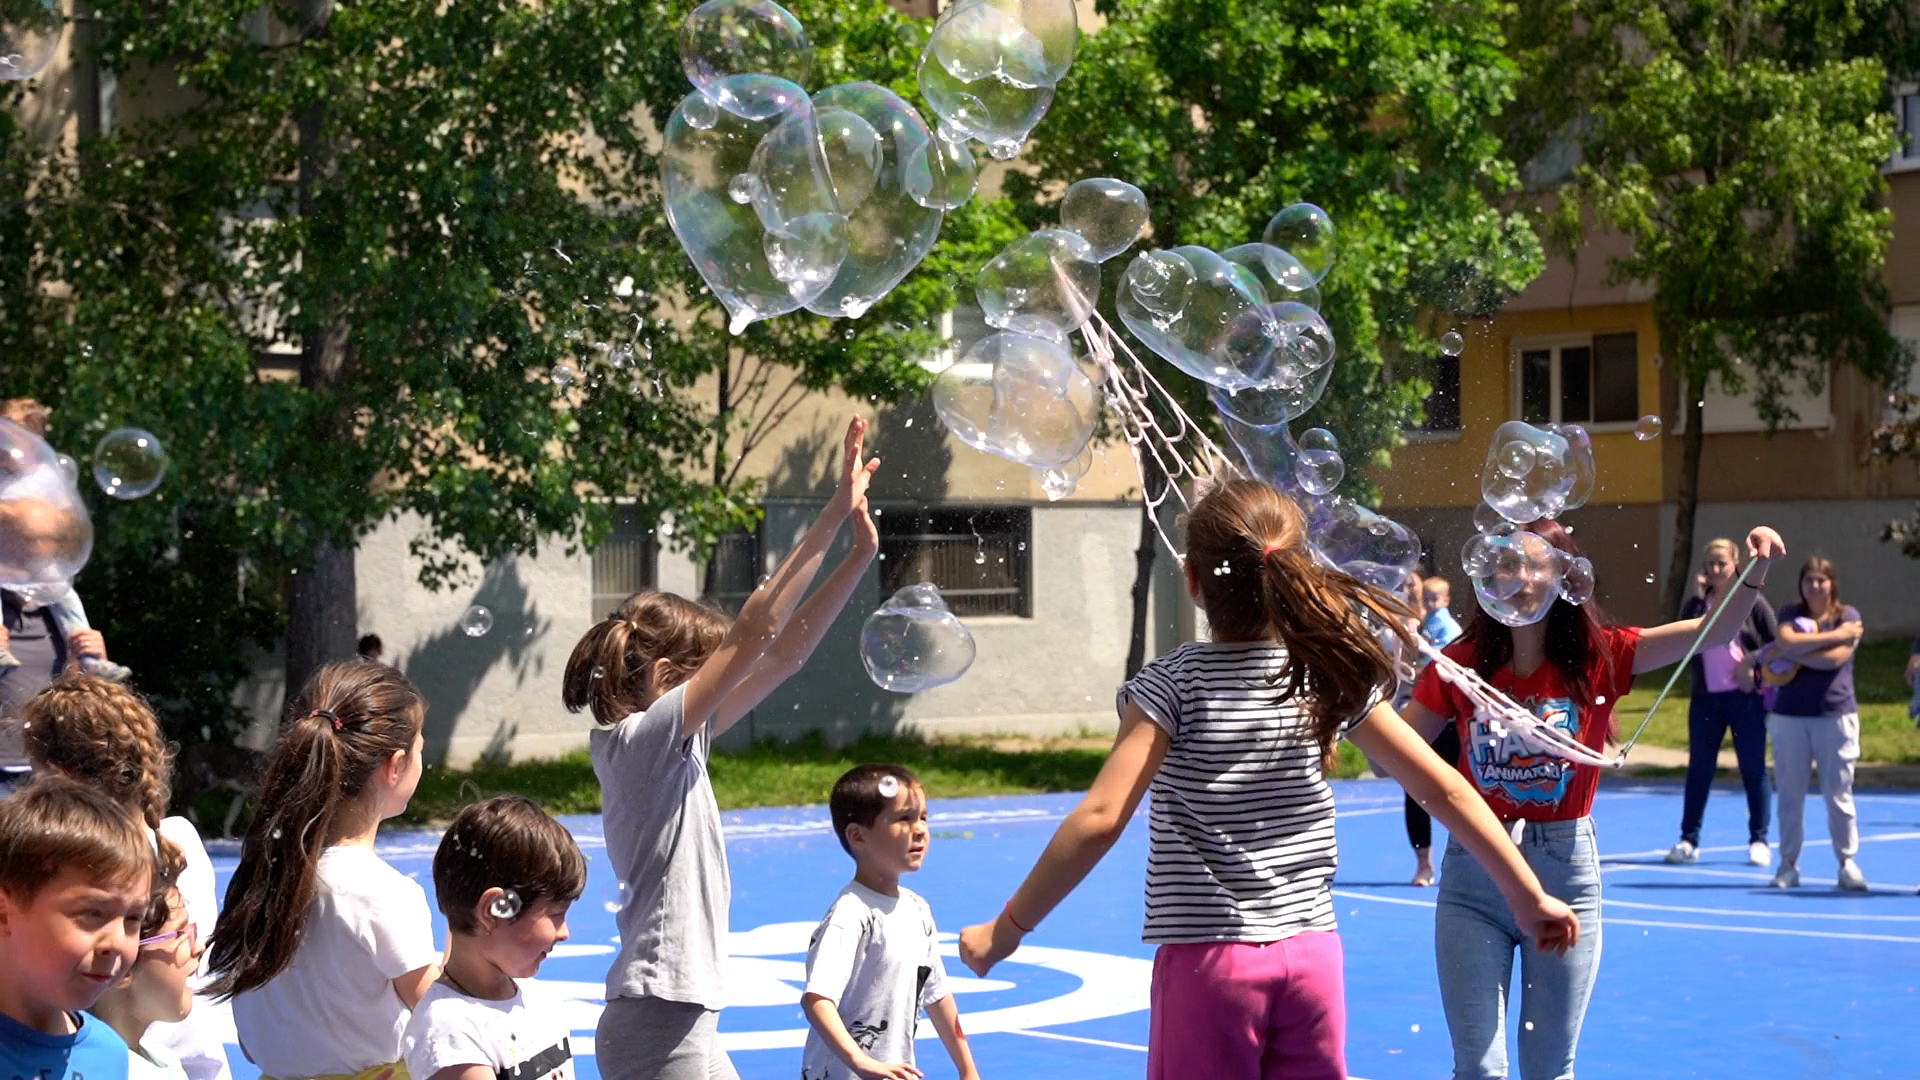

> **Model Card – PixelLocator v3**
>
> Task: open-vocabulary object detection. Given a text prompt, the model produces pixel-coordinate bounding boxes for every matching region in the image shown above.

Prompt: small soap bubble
[1634,414,1663,440]
[488,889,524,919]
[1645,572,1656,584]
[727,173,759,204]
[461,606,494,637]
[551,363,577,386]
[0,421,92,592]
[0,0,60,82]
[861,583,978,693]
[1295,428,1344,496]
[680,0,812,94]
[1058,178,1150,262]
[1525,1022,1535,1032]
[1440,330,1464,356]
[1262,203,1335,285]
[91,428,169,500]
[53,453,77,487]
[603,879,630,914]
[1496,440,1537,480]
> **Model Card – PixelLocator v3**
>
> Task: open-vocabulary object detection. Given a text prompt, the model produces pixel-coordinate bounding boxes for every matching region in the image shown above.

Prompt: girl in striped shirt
[958,478,1579,1080]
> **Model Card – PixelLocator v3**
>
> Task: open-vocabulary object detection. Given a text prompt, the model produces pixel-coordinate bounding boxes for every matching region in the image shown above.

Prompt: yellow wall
[1377,302,1666,509]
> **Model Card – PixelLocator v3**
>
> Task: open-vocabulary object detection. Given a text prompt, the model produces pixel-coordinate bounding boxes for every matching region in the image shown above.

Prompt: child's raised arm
[679,416,879,737]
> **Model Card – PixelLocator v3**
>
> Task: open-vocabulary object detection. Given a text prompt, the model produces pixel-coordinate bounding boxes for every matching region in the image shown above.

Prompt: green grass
[1617,638,1920,764]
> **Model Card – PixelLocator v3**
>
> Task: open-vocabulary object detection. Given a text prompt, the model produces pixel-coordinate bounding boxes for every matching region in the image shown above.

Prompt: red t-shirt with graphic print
[1410,625,1641,822]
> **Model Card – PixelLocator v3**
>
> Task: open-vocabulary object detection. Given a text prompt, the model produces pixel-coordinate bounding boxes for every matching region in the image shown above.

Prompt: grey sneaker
[1665,840,1698,864]
[1837,859,1868,892]
[0,646,18,669]
[79,655,132,683]
[1770,864,1799,889]
[1748,841,1771,867]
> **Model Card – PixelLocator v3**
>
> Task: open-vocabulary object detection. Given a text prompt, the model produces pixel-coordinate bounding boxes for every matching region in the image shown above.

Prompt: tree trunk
[1663,379,1708,621]
[285,537,357,698]
[1124,459,1167,679]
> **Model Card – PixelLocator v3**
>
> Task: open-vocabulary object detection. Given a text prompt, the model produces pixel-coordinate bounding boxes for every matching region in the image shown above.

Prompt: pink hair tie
[1262,543,1284,557]
[310,708,343,732]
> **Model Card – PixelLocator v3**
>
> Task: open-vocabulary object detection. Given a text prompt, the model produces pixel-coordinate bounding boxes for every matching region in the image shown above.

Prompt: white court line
[1603,830,1920,862]
[1602,898,1920,921]
[1332,890,1920,941]
[1008,1029,1147,1052]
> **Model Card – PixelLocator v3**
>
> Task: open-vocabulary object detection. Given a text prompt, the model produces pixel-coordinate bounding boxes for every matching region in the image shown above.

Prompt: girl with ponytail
[206,660,437,1080]
[957,478,1578,1079]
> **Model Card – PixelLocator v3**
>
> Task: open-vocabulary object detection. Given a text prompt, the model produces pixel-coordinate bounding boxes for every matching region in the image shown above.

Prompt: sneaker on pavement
[1838,859,1868,892]
[1748,841,1771,867]
[1770,865,1799,889]
[1665,840,1698,864]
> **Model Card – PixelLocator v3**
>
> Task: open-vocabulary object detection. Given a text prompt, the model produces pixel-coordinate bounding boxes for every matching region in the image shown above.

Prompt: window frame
[874,504,1034,620]
[1508,331,1642,433]
[1396,350,1464,441]
[1888,82,1920,173]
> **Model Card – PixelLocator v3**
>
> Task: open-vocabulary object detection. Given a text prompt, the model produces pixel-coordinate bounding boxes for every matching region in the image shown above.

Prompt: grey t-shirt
[591,685,730,1010]
[800,883,949,1080]
[0,590,66,772]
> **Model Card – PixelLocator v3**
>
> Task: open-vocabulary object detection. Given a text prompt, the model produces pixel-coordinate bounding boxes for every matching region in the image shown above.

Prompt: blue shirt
[0,1009,131,1080]
[1420,609,1463,648]
[1771,603,1861,717]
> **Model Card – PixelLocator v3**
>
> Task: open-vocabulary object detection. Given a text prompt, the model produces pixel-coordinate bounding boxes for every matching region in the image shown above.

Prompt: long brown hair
[22,673,173,830]
[1456,518,1616,728]
[1184,479,1412,767]
[562,591,730,725]
[205,660,424,1000]
[1797,555,1842,626]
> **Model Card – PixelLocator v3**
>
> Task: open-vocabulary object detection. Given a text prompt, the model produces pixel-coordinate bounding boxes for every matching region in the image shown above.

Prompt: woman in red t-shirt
[1401,518,1784,1080]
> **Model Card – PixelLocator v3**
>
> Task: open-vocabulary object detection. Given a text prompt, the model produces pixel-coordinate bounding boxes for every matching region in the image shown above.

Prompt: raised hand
[957,915,1022,977]
[850,495,879,560]
[1744,526,1785,567]
[833,416,882,518]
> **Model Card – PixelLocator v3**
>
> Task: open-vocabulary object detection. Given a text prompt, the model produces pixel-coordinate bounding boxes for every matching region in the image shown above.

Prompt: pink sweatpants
[1146,931,1346,1080]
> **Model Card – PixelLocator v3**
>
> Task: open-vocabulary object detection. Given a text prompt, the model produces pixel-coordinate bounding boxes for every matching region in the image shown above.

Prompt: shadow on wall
[401,562,552,767]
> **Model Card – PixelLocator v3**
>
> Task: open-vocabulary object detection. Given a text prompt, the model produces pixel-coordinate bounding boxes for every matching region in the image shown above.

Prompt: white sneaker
[1837,859,1868,892]
[1770,864,1799,889]
[1665,840,1698,864]
[1748,841,1771,867]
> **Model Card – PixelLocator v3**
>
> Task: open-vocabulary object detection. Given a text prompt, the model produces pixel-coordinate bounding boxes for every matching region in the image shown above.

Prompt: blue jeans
[1680,690,1770,846]
[1435,817,1603,1080]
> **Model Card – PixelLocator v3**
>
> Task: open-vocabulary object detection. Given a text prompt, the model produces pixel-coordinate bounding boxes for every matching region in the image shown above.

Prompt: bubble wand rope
[1612,558,1759,766]
[1414,640,1615,768]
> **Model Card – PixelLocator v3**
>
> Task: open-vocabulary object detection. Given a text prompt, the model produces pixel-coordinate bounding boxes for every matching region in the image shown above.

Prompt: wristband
[1003,902,1034,934]
[1741,579,1764,589]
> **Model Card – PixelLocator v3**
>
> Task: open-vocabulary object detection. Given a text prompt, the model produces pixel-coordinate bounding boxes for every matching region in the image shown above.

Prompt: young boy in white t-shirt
[403,796,585,1080]
[800,766,979,1080]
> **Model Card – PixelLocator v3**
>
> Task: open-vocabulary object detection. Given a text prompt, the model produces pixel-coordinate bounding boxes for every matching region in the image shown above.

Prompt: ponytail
[1185,479,1412,767]
[563,591,729,725]
[206,660,423,1000]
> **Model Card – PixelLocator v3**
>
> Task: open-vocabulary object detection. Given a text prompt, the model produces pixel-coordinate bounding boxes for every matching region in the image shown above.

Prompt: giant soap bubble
[1117,246,1274,390]
[661,75,847,333]
[0,419,92,595]
[0,0,59,82]
[861,582,978,692]
[1262,203,1335,286]
[974,228,1100,340]
[1207,361,1333,427]
[1480,420,1595,525]
[1221,243,1316,303]
[917,0,1077,159]
[1059,178,1149,262]
[1219,414,1309,503]
[680,0,813,106]
[1461,530,1563,627]
[1306,496,1420,593]
[803,83,947,319]
[930,331,1099,468]
[902,124,980,210]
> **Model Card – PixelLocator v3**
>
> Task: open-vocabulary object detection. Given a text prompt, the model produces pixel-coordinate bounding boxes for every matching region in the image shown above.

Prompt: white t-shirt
[231,845,440,1078]
[799,882,949,1080]
[147,817,232,1080]
[402,981,574,1080]
[131,1035,192,1080]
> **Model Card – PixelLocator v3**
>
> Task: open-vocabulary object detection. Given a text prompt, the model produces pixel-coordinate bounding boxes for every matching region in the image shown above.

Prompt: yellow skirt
[264,1063,409,1080]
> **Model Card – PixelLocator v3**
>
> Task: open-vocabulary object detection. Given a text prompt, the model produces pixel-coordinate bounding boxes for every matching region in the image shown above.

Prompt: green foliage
[1012,0,1546,493]
[0,0,1016,747]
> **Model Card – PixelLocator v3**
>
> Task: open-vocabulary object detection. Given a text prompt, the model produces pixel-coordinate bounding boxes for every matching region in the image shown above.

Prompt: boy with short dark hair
[801,765,978,1080]
[0,776,154,1080]
[403,795,586,1080]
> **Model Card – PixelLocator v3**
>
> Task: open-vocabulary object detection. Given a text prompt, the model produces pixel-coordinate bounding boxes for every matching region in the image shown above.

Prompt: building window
[1403,352,1461,433]
[877,506,1031,618]
[1896,87,1920,165]
[701,527,762,615]
[1516,332,1638,425]
[591,504,657,619]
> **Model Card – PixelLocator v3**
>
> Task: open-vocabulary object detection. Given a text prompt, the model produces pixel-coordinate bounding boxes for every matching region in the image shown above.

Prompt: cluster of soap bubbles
[1457,421,1599,625]
[0,419,93,604]
[860,582,977,693]
[0,0,59,82]
[930,177,1148,498]
[663,0,1076,335]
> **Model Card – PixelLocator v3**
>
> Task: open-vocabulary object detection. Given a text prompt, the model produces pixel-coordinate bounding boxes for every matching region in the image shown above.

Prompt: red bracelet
[1003,902,1034,934]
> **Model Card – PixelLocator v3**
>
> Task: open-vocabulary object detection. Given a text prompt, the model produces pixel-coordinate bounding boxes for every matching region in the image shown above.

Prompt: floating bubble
[1480,420,1593,525]
[861,582,978,693]
[1220,415,1309,504]
[0,0,59,82]
[1262,203,1335,285]
[488,889,524,919]
[1207,359,1333,428]
[0,419,92,594]
[1441,330,1464,357]
[461,606,494,637]
[931,330,1099,468]
[680,0,812,102]
[917,0,1075,157]
[602,879,630,914]
[1265,301,1336,382]
[1034,440,1094,501]
[551,363,577,386]
[902,123,979,210]
[1117,246,1271,390]
[974,228,1100,340]
[1471,501,1514,537]
[1561,555,1596,605]
[91,428,168,500]
[1548,422,1596,510]
[1059,178,1149,262]
[1496,439,1536,480]
[1634,414,1663,440]
[1306,497,1420,593]
[1221,243,1314,298]
[1295,428,1344,496]
[1464,530,1562,627]
[929,1,1050,86]
[53,453,76,487]
[804,83,947,319]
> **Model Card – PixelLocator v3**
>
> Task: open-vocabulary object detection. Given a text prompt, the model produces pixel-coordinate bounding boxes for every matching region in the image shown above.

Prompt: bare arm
[957,705,1169,975]
[800,993,923,1080]
[1399,698,1450,743]
[1349,703,1579,953]
[426,1067,495,1080]
[924,994,980,1080]
[392,962,440,1009]
[712,498,878,736]
[680,418,878,738]
[1633,527,1785,674]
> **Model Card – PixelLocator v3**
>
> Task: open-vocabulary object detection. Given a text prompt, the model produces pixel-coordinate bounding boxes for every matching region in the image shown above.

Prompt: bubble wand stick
[1611,558,1759,766]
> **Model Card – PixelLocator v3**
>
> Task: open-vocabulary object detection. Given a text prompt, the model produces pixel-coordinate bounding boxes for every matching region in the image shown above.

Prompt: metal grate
[877,506,1031,618]
[702,528,761,615]
[590,504,656,620]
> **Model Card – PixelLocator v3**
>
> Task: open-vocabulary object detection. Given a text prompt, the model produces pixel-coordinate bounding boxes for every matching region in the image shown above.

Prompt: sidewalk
[1614,743,1920,788]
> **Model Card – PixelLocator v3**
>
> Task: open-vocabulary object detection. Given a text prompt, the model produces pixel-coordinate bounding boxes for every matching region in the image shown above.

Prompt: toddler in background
[801,765,977,1080]
[1419,575,1463,648]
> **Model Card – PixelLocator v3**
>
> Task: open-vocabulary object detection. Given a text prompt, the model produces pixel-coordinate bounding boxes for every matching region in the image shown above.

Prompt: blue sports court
[206,778,1920,1079]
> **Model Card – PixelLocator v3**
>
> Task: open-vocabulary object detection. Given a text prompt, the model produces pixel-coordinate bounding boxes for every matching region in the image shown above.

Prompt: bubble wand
[1611,558,1759,766]
[1415,640,1615,769]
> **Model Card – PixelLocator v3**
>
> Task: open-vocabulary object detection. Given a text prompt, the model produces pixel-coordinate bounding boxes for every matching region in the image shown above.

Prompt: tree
[0,0,1012,740]
[1504,1,1915,618]
[1010,0,1546,672]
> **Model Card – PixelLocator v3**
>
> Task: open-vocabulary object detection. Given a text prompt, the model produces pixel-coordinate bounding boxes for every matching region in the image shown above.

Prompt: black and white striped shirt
[1121,641,1372,944]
